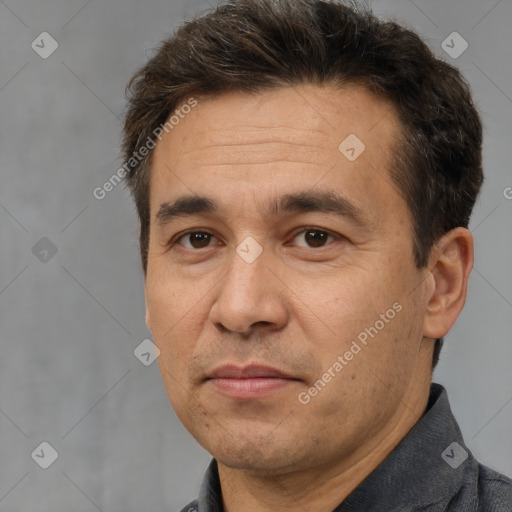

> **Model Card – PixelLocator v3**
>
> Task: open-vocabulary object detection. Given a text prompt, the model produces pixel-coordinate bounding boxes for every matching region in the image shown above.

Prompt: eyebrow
[155,190,370,228]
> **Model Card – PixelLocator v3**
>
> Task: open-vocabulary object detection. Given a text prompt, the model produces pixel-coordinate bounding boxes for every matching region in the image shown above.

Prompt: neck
[218,358,432,512]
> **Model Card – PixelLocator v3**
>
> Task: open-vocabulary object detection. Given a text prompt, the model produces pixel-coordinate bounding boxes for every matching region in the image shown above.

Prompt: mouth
[205,364,301,399]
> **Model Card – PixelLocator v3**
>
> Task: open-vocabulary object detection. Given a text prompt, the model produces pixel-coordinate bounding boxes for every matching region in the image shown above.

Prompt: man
[121,0,512,510]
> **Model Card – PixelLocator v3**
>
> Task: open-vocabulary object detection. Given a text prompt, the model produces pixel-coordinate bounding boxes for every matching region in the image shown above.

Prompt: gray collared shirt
[180,383,512,511]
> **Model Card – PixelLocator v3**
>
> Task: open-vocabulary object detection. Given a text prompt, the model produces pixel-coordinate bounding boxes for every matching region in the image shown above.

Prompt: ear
[145,307,152,332]
[144,284,153,332]
[423,227,474,339]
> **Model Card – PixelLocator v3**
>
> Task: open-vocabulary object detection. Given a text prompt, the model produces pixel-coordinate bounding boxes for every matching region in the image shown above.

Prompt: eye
[176,231,217,249]
[292,229,336,248]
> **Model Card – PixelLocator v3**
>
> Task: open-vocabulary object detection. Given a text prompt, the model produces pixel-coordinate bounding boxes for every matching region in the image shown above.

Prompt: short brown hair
[122,0,483,367]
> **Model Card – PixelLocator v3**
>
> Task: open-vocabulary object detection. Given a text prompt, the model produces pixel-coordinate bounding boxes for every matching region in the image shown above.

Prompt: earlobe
[422,228,474,339]
[145,309,152,332]
[144,279,152,331]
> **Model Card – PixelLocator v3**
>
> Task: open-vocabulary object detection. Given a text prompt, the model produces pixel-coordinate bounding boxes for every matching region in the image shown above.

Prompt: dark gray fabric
[180,384,512,511]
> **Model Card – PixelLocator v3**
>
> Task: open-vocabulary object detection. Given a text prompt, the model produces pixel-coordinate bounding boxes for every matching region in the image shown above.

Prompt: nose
[208,244,289,337]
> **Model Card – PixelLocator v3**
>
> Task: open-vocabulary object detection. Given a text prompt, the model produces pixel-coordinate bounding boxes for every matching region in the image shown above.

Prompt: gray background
[1,0,511,510]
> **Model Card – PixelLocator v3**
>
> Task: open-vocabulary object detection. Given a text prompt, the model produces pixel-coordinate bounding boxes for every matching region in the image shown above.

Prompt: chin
[202,430,305,472]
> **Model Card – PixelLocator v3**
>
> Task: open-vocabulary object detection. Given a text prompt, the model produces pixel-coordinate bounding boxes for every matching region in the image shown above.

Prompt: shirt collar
[196,383,469,511]
[335,383,469,511]
[197,456,223,512]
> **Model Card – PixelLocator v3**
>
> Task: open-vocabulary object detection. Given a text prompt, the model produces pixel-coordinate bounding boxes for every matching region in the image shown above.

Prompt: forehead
[150,84,406,228]
[159,84,399,154]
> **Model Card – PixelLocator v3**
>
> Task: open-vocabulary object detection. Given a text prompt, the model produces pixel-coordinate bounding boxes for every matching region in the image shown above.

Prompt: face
[145,84,434,474]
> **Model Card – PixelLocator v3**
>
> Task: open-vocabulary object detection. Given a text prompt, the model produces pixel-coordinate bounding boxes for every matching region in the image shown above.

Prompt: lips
[208,364,294,380]
[206,364,300,399]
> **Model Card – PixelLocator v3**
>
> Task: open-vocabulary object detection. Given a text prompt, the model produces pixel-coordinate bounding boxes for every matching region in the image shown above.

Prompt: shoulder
[439,457,512,512]
[178,499,199,512]
[477,463,512,512]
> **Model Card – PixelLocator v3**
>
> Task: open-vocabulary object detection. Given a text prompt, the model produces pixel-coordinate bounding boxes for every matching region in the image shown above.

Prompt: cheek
[293,265,393,341]
[291,264,418,385]
[145,269,206,365]
[147,274,208,416]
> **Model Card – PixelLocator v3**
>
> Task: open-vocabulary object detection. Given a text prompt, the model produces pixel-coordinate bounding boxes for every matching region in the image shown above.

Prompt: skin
[145,84,474,512]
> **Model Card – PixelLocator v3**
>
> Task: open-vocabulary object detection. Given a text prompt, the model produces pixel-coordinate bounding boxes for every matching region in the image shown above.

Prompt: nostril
[252,321,273,329]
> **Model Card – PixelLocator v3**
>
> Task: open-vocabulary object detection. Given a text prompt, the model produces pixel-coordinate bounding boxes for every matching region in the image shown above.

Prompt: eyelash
[170,227,341,250]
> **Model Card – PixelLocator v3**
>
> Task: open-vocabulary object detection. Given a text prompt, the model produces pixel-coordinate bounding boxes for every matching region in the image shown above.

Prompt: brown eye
[179,232,213,249]
[304,230,329,247]
[293,229,334,248]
